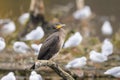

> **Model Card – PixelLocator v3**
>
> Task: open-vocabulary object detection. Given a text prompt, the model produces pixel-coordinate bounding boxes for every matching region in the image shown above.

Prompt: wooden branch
[34,60,75,80]
[76,0,84,10]
[30,0,45,16]
[18,0,47,40]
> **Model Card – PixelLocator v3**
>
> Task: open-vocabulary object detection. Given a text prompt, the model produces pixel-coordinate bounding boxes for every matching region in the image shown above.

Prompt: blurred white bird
[73,6,92,20]
[101,39,113,56]
[18,12,30,25]
[104,66,120,78]
[1,72,16,80]
[63,32,82,48]
[89,50,108,63]
[13,41,30,54]
[31,43,42,55]
[0,19,16,35]
[25,26,44,40]
[65,57,87,69]
[101,20,113,35]
[0,37,6,51]
[29,71,42,80]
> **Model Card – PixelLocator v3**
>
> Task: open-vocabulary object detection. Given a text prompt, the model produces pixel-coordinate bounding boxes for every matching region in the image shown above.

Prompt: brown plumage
[31,23,66,69]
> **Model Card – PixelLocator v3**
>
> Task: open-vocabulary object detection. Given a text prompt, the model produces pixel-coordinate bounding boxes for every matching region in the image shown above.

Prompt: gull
[101,20,113,35]
[89,50,108,63]
[1,72,16,80]
[13,41,30,54]
[25,26,44,40]
[63,32,82,48]
[65,56,87,69]
[31,43,42,55]
[18,12,30,25]
[29,71,43,80]
[104,66,120,78]
[0,19,16,35]
[0,37,6,51]
[73,6,92,20]
[101,39,113,57]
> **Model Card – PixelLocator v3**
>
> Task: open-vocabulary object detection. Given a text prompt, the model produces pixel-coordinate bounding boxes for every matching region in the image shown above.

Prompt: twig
[34,60,75,80]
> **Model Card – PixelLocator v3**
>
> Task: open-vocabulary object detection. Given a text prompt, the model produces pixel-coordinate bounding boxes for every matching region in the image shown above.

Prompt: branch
[34,60,75,80]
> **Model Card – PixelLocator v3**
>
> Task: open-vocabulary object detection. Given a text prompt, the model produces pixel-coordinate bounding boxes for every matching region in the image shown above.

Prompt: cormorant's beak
[56,24,66,29]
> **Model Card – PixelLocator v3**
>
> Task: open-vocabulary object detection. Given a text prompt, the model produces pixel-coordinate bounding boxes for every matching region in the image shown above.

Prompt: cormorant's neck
[59,28,66,36]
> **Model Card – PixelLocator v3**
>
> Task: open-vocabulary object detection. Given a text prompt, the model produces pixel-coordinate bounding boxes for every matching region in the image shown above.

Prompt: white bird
[13,41,30,54]
[101,20,113,35]
[101,39,113,56]
[0,37,6,51]
[1,72,16,80]
[29,71,42,80]
[31,43,42,55]
[64,32,82,48]
[18,12,30,25]
[65,57,87,69]
[1,19,16,35]
[73,6,92,20]
[104,66,120,78]
[25,26,44,40]
[89,50,108,63]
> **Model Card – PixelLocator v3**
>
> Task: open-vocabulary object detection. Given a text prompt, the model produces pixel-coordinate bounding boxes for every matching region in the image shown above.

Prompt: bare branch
[34,60,75,80]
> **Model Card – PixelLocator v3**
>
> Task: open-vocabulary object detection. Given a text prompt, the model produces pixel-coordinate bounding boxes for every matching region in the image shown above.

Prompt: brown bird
[31,23,66,69]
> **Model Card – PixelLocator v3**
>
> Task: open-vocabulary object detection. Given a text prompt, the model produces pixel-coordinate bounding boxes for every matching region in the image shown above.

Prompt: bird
[31,43,42,55]
[18,12,30,25]
[65,56,87,69]
[30,23,66,69]
[104,66,120,78]
[63,32,82,48]
[101,39,113,57]
[0,19,16,35]
[13,41,30,54]
[29,71,42,80]
[1,72,16,80]
[0,37,6,52]
[73,6,92,20]
[24,26,44,40]
[101,20,113,35]
[89,50,108,63]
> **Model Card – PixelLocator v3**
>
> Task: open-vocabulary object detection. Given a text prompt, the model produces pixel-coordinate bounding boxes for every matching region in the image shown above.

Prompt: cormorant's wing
[37,34,60,60]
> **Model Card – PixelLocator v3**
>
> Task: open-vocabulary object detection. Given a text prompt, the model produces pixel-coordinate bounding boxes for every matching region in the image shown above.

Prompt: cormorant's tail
[30,63,35,69]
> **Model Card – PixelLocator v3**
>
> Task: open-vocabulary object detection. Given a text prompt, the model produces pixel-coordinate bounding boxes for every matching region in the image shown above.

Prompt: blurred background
[0,0,120,80]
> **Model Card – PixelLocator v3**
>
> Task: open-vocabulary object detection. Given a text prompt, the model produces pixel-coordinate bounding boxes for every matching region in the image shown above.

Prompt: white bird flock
[89,38,113,63]
[18,12,30,25]
[65,56,87,69]
[31,43,42,55]
[101,39,113,56]
[0,19,16,35]
[0,4,117,79]
[29,71,43,80]
[13,41,30,54]
[101,20,113,35]
[104,66,120,78]
[25,26,44,40]
[64,32,82,48]
[1,72,16,80]
[0,37,6,51]
[73,6,92,20]
[89,50,108,63]
[1,71,43,80]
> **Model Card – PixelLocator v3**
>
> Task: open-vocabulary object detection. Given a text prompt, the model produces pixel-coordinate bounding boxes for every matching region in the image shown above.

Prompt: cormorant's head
[53,23,66,30]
